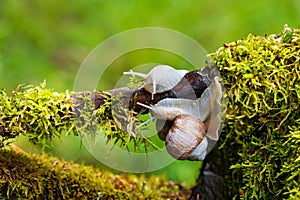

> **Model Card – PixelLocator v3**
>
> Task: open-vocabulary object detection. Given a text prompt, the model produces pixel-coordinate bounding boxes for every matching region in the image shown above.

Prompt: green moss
[94,93,156,151]
[211,25,300,199]
[0,81,75,147]
[1,25,299,199]
[0,82,155,151]
[0,149,186,199]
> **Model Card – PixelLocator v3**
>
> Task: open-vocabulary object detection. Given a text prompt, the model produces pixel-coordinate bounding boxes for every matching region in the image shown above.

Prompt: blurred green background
[0,0,299,186]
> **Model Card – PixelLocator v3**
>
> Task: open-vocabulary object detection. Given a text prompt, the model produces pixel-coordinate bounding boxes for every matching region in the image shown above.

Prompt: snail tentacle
[123,71,147,78]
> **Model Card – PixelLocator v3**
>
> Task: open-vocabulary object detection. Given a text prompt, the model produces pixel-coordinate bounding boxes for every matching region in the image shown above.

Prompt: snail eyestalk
[123,70,148,78]
[137,102,153,110]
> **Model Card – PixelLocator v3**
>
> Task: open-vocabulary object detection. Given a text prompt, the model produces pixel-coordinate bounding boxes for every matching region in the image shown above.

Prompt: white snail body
[137,97,210,161]
[137,75,223,161]
[124,65,188,99]
[139,76,222,139]
[165,114,207,160]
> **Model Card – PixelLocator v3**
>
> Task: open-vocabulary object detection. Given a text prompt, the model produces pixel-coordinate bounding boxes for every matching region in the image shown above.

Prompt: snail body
[124,65,188,99]
[137,75,222,161]
[139,76,222,138]
[138,96,209,121]
[137,98,210,161]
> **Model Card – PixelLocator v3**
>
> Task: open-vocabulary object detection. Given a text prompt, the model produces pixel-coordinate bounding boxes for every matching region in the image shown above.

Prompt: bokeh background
[1,0,299,186]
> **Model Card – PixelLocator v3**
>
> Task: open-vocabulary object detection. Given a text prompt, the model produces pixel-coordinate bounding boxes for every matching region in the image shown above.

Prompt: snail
[124,65,188,99]
[137,76,223,160]
[165,114,208,160]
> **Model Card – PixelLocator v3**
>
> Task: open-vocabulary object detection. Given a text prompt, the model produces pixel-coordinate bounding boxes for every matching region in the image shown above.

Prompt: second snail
[123,65,223,161]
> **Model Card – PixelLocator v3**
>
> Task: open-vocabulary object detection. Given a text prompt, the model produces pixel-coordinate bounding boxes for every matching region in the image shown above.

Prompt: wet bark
[189,146,228,200]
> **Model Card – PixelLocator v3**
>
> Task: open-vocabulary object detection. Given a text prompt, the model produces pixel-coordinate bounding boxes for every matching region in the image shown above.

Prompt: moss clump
[0,81,75,147]
[0,149,187,199]
[212,25,300,199]
[94,93,157,151]
[0,82,155,151]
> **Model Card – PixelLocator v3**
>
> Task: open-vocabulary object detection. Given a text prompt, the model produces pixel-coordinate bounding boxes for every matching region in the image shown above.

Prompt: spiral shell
[165,114,207,160]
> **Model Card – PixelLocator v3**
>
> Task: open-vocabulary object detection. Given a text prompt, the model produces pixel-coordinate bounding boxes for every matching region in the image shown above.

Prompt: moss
[94,93,156,151]
[211,25,300,199]
[0,149,188,199]
[0,82,155,151]
[1,25,299,199]
[0,81,75,147]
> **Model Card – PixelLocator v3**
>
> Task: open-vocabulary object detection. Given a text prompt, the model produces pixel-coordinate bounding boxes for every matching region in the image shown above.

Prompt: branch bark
[72,68,211,113]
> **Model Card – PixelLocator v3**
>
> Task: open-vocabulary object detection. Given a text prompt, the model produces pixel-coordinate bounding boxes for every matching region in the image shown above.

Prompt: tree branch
[1,25,300,199]
[0,147,189,199]
[72,68,212,113]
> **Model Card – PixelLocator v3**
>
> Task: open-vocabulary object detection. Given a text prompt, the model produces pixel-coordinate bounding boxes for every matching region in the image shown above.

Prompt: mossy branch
[0,25,300,199]
[203,25,300,199]
[0,148,189,199]
[0,68,210,149]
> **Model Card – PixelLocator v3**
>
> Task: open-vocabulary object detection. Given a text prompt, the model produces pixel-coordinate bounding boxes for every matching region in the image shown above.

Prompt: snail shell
[124,65,188,99]
[165,114,207,160]
[139,76,222,141]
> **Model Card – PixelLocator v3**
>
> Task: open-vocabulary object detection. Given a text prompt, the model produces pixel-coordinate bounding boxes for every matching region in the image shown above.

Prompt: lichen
[0,149,187,199]
[211,25,300,199]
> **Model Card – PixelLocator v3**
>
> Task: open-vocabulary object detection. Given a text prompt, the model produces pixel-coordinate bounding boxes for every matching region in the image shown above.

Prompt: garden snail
[124,65,188,99]
[137,76,223,160]
[165,114,208,160]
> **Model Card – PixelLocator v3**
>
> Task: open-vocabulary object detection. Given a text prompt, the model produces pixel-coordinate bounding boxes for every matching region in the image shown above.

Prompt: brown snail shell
[165,114,207,160]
